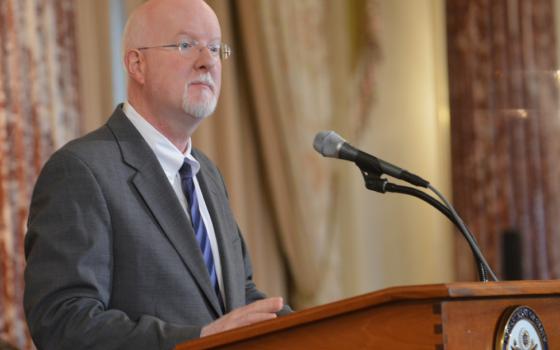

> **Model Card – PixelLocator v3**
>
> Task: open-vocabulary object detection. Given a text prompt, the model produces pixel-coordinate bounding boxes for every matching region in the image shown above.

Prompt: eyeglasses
[137,39,232,60]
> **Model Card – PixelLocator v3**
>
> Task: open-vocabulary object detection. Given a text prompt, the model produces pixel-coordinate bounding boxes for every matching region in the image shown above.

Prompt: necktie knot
[179,160,194,179]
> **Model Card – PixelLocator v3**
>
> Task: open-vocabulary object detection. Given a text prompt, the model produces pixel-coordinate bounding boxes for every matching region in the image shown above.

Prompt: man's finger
[240,311,277,326]
[238,297,283,314]
[201,297,284,337]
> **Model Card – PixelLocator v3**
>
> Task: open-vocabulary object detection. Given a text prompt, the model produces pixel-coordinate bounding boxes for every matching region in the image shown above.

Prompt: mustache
[188,73,215,90]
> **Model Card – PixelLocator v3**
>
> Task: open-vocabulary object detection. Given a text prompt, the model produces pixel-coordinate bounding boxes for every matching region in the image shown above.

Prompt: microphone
[313,131,429,188]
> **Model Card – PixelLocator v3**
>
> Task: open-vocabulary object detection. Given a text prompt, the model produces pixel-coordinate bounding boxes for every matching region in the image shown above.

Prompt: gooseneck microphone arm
[362,172,495,282]
[427,184,496,282]
[362,171,496,282]
[314,130,499,282]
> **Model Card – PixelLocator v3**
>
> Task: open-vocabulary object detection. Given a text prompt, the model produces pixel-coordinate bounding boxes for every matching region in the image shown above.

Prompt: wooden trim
[176,280,560,349]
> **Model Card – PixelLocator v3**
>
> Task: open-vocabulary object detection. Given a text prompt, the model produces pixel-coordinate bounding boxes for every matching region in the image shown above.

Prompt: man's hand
[200,297,284,337]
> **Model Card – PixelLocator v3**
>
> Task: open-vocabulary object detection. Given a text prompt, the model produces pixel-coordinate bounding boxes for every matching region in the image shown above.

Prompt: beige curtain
[0,1,80,348]
[200,0,379,308]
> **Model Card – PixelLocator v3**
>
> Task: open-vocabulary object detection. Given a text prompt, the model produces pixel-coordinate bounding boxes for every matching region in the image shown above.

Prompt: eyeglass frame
[136,39,232,61]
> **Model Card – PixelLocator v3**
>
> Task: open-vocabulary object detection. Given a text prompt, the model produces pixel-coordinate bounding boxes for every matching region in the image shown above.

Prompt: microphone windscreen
[313,131,345,158]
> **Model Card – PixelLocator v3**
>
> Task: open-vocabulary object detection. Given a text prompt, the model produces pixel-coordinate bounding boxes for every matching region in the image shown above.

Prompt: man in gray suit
[23,0,288,349]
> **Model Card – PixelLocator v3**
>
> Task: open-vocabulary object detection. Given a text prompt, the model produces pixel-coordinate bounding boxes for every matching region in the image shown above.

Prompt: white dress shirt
[123,102,224,300]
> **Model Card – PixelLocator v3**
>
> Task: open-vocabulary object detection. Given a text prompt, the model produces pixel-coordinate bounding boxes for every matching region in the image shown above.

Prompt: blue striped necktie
[179,160,224,310]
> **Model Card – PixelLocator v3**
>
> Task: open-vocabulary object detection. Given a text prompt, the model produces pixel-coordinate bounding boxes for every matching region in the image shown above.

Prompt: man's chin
[182,100,217,120]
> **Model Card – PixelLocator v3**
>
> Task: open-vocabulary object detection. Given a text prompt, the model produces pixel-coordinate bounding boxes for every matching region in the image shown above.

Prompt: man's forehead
[125,0,221,47]
[173,30,221,40]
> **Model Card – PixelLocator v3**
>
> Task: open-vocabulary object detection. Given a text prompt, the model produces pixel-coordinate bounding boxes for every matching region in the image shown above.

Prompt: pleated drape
[200,0,380,308]
[0,1,80,348]
[447,0,560,280]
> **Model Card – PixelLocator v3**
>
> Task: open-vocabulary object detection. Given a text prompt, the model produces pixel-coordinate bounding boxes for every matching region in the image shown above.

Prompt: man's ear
[124,49,146,85]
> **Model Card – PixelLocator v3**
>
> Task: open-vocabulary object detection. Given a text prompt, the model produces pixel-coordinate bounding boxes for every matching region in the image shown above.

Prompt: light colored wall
[76,0,146,132]
[340,0,454,297]
[75,0,114,132]
[553,0,560,65]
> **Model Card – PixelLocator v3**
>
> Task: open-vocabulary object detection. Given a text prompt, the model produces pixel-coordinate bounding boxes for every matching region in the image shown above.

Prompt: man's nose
[194,47,218,71]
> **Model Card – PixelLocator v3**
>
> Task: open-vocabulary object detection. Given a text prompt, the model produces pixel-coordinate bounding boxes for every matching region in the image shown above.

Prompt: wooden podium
[175,280,560,349]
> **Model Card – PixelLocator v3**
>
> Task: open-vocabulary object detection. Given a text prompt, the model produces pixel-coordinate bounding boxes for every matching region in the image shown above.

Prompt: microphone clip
[360,169,389,193]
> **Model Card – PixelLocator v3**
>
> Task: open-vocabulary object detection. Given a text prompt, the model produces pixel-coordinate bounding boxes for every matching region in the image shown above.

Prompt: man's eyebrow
[175,31,221,41]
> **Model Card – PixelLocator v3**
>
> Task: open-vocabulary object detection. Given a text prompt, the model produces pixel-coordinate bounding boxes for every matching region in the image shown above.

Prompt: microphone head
[313,131,346,158]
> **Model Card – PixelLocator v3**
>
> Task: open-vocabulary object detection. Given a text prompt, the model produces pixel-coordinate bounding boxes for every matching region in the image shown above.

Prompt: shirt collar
[122,102,201,178]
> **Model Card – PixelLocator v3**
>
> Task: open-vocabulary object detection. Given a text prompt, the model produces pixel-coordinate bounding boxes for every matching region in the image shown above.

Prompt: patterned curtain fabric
[0,1,80,348]
[201,0,380,308]
[447,0,560,280]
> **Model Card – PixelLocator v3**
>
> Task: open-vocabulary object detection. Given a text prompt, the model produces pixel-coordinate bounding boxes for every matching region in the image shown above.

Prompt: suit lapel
[106,108,223,316]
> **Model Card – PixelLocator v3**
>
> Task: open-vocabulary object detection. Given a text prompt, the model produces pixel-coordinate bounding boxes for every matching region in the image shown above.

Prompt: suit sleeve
[207,159,293,315]
[24,150,198,350]
[238,231,292,314]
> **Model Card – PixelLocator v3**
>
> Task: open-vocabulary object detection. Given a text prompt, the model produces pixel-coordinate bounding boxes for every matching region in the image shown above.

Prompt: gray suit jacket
[24,107,275,350]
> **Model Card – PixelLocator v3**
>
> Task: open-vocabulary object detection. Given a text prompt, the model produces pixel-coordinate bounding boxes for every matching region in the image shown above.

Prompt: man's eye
[178,42,193,50]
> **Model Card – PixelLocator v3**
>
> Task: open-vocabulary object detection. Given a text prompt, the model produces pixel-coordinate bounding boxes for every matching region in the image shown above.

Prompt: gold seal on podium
[495,306,548,350]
